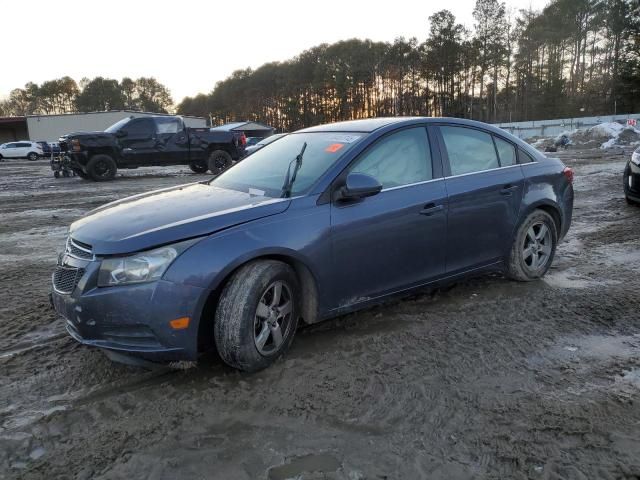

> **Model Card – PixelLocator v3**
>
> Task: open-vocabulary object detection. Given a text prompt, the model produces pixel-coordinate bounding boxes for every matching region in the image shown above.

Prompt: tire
[189,162,208,174]
[54,171,60,178]
[207,150,232,175]
[0,154,4,161]
[214,260,300,372]
[506,210,558,282]
[86,154,117,181]
[27,152,38,161]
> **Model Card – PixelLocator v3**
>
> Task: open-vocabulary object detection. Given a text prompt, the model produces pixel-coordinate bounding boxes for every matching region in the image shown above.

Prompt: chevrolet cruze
[51,118,574,371]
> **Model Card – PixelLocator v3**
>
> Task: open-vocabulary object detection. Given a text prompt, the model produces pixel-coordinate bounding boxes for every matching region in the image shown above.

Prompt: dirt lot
[1,149,639,480]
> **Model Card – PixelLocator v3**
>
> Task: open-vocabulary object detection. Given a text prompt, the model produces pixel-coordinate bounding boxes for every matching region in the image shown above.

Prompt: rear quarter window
[518,148,536,164]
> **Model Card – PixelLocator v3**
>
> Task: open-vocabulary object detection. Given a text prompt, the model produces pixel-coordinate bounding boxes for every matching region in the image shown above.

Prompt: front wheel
[189,162,208,174]
[86,154,117,181]
[506,210,558,281]
[207,150,232,175]
[214,260,300,372]
[27,152,38,161]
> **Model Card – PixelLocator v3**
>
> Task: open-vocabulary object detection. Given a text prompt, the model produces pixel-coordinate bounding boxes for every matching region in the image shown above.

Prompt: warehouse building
[0,111,206,144]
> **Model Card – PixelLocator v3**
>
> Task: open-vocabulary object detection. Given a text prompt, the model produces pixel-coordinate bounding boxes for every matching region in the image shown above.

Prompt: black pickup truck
[59,116,246,181]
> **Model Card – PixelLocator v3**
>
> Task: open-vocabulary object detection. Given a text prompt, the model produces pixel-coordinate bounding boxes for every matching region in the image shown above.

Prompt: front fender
[163,196,332,335]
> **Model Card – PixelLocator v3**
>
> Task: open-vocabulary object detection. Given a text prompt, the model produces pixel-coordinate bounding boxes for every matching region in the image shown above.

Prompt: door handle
[500,184,519,195]
[419,203,444,216]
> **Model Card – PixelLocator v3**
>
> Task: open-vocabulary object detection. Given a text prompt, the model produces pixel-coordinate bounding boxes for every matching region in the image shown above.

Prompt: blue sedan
[51,117,574,371]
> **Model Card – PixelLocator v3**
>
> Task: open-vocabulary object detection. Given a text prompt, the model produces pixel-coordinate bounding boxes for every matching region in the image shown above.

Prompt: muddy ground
[1,149,639,480]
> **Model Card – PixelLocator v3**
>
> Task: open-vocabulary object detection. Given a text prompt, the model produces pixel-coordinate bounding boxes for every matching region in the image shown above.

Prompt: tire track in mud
[2,150,640,479]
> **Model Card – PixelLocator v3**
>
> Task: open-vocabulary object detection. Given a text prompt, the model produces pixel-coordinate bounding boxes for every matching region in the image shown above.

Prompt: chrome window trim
[381,177,444,193]
[443,163,522,180]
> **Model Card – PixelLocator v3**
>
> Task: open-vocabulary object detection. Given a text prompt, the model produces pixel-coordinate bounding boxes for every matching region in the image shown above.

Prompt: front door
[330,127,447,310]
[118,118,158,166]
[437,125,524,273]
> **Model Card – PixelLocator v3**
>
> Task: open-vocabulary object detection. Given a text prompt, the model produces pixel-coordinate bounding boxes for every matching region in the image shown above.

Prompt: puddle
[543,269,618,289]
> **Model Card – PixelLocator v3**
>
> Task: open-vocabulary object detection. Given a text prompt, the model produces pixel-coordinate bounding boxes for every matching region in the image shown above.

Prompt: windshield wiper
[280,142,307,198]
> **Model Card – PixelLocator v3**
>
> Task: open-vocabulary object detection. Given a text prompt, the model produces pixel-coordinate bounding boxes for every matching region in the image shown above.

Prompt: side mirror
[116,130,128,138]
[338,173,383,200]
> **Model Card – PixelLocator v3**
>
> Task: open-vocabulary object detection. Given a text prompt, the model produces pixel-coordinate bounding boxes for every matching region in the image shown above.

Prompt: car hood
[70,183,290,255]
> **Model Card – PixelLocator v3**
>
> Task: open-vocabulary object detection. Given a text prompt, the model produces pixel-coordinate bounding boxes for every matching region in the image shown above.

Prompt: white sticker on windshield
[249,188,265,197]
[326,134,361,144]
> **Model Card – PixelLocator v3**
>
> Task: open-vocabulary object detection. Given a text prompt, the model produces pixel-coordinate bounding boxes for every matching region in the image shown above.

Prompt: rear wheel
[27,152,38,161]
[207,150,232,175]
[214,260,300,372]
[189,162,208,174]
[506,210,558,281]
[86,154,117,181]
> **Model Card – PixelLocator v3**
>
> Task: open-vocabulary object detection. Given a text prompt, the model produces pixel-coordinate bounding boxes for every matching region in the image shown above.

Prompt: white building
[0,111,206,143]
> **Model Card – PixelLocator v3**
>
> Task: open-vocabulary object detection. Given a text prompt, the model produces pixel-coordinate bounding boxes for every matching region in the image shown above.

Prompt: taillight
[563,167,574,184]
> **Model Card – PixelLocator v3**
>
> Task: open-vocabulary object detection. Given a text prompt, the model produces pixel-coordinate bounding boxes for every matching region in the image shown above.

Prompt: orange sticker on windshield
[325,143,344,153]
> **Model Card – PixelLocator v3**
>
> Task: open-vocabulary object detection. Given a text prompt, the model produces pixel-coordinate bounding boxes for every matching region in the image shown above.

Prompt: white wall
[26,111,206,142]
[496,113,640,140]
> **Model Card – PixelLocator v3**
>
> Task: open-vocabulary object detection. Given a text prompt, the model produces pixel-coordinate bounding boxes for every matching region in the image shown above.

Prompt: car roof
[297,116,515,136]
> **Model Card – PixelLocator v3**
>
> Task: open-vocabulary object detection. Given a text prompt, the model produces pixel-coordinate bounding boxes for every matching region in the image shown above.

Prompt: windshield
[258,133,286,146]
[105,117,132,133]
[211,132,364,197]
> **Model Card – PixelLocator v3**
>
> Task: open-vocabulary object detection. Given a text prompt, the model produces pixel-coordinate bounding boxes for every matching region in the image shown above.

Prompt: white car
[0,141,43,161]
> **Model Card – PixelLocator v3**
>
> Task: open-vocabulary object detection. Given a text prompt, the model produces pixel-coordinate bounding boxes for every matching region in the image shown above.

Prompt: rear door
[436,124,524,273]
[153,117,191,165]
[329,126,447,309]
[16,142,32,157]
[118,118,158,166]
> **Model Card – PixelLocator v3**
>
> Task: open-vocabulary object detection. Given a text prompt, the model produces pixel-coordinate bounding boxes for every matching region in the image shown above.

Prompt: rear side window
[440,126,499,176]
[518,148,536,164]
[155,117,182,134]
[349,127,432,189]
[494,137,516,166]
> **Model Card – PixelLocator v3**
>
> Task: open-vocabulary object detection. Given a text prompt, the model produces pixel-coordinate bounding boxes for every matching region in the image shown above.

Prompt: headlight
[97,240,196,287]
[631,150,640,166]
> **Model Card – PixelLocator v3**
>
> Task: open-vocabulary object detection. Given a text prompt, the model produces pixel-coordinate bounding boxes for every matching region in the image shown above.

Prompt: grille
[53,266,85,294]
[66,237,93,260]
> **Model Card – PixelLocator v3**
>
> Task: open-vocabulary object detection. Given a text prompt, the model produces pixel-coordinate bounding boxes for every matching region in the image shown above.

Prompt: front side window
[440,126,499,176]
[494,137,516,166]
[122,119,154,137]
[17,142,31,148]
[211,132,364,197]
[349,127,432,189]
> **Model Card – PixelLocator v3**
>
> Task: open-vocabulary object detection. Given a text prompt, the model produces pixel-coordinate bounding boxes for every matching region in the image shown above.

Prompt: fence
[495,113,640,140]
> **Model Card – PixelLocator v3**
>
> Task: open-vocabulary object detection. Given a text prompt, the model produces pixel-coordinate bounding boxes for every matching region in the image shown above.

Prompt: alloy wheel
[254,281,293,356]
[522,221,552,271]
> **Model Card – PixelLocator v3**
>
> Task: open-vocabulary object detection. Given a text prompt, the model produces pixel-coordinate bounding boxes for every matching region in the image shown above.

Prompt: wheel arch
[518,200,562,239]
[195,251,320,354]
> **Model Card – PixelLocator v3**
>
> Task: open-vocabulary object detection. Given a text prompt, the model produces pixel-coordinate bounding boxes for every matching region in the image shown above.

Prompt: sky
[3,0,549,104]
